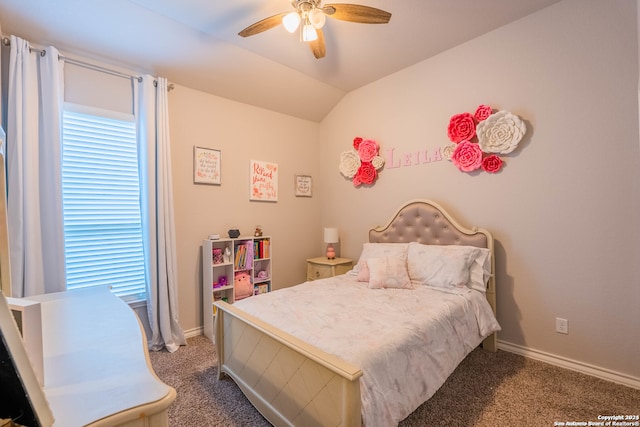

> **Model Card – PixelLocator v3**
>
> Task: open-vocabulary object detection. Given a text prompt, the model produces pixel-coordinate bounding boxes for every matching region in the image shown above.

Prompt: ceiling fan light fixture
[239,1,391,60]
[308,8,326,29]
[282,12,301,33]
[302,22,318,42]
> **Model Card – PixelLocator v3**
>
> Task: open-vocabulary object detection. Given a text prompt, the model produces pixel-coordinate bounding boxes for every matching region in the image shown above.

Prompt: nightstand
[306,257,353,281]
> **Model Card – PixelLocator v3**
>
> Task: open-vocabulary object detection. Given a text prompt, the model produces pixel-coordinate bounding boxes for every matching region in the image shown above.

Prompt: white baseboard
[184,326,203,339]
[498,340,640,390]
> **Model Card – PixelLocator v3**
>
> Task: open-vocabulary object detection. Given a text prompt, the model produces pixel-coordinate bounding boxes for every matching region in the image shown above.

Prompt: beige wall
[168,86,323,335]
[318,0,640,379]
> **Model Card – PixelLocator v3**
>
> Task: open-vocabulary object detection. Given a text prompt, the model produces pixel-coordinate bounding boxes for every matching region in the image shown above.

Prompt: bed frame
[213,199,497,427]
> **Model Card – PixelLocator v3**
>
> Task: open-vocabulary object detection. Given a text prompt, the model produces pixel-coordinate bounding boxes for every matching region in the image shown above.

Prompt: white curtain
[6,36,66,297]
[136,75,185,352]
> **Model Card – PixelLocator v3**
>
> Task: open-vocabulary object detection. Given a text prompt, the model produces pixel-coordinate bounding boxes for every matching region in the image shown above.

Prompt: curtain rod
[2,36,140,82]
[60,55,142,82]
[2,35,44,56]
[1,36,174,90]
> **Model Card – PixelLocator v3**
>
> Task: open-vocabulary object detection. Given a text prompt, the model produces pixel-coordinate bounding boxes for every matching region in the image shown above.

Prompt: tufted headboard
[369,199,489,248]
[369,199,497,351]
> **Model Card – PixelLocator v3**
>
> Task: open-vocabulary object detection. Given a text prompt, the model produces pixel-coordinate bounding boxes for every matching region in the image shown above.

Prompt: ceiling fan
[238,0,391,59]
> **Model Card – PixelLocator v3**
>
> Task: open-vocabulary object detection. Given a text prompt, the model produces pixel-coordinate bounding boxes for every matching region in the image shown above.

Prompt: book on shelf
[244,241,253,269]
[234,244,245,270]
[233,241,255,270]
[253,238,270,259]
[254,284,269,295]
[234,245,241,268]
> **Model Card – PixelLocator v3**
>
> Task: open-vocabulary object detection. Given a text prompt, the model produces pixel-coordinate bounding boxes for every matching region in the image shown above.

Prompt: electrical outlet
[556,317,568,334]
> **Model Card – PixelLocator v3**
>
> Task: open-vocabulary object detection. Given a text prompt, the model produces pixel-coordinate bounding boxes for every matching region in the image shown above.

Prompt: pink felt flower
[447,112,476,143]
[354,162,377,186]
[451,141,483,172]
[474,105,492,122]
[357,139,379,162]
[353,137,363,150]
[482,155,503,173]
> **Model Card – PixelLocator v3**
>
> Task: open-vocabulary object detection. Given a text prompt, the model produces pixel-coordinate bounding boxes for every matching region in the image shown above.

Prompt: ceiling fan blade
[238,12,287,37]
[323,4,391,24]
[309,29,326,59]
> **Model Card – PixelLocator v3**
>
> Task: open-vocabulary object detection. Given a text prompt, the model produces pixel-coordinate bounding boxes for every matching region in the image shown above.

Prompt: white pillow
[407,243,485,290]
[468,247,492,292]
[356,261,370,282]
[353,243,409,277]
[366,257,413,289]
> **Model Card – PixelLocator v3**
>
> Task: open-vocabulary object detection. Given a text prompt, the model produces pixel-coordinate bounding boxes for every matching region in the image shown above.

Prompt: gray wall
[317,0,640,379]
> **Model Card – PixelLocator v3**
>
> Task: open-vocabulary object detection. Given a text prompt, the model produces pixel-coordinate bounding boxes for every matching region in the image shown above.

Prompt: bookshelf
[202,236,271,341]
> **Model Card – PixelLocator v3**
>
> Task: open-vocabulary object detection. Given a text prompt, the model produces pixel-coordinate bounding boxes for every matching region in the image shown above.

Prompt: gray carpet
[148,335,640,426]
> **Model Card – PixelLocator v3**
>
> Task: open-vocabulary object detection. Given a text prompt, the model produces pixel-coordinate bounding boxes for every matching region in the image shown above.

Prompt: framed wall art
[250,160,278,202]
[294,174,312,197]
[194,146,221,185]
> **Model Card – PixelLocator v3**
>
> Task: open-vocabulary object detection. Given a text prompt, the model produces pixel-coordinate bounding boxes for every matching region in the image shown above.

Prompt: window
[61,104,146,302]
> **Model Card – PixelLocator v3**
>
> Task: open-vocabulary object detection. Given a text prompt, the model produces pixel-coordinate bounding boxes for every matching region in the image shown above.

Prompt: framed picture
[193,146,221,185]
[294,174,312,197]
[250,160,278,202]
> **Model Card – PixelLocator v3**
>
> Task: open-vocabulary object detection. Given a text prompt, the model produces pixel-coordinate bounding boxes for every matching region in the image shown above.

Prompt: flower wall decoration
[339,137,385,186]
[443,104,527,174]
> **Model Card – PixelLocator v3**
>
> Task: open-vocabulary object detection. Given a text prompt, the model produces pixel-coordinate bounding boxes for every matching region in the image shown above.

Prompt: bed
[213,199,500,426]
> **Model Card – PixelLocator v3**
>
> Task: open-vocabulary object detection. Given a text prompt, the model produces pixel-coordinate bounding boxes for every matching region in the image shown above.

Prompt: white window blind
[62,105,146,302]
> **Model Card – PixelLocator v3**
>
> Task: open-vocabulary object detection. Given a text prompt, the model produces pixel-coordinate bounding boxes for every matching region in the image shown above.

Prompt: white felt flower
[339,150,361,178]
[476,110,526,154]
[371,156,385,170]
[441,143,457,160]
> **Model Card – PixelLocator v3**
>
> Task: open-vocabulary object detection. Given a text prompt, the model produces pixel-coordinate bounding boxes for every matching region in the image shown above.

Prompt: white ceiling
[0,0,561,122]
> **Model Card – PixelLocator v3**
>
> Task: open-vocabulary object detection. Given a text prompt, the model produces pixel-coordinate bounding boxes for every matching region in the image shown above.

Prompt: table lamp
[324,227,339,259]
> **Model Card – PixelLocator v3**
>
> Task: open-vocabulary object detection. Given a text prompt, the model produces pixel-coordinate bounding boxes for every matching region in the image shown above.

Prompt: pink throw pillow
[366,257,413,290]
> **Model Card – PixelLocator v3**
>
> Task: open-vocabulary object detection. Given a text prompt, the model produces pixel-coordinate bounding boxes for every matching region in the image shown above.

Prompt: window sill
[127,299,147,310]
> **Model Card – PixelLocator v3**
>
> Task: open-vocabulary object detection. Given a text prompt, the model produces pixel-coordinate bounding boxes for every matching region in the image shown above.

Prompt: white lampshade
[302,23,318,42]
[282,12,301,33]
[308,8,326,29]
[324,227,339,244]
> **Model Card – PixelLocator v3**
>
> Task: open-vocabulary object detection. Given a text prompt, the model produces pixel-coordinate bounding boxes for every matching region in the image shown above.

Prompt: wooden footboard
[214,301,363,427]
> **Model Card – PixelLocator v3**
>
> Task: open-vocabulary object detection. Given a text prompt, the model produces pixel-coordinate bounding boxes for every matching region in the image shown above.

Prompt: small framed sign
[250,160,278,202]
[294,174,312,197]
[194,146,221,185]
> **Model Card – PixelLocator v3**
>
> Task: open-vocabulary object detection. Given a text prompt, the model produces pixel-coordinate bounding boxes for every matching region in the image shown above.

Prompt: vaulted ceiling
[0,0,561,121]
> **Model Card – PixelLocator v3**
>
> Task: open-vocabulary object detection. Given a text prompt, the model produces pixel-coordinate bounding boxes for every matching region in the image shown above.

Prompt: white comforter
[234,274,500,426]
